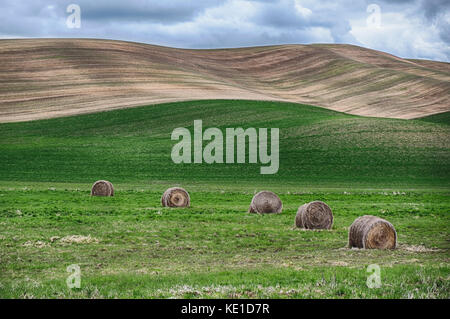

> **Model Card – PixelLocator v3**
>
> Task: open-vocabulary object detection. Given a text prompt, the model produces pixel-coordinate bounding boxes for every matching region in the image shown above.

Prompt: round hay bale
[105,180,114,196]
[295,201,333,229]
[91,180,114,197]
[348,215,397,249]
[161,187,190,207]
[248,191,282,214]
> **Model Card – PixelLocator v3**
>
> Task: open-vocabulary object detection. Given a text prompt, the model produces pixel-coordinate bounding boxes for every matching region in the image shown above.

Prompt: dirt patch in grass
[59,235,100,244]
[399,244,442,253]
[22,240,49,248]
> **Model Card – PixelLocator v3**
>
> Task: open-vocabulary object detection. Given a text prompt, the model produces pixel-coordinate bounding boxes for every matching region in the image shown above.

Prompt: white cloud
[0,0,448,61]
[350,11,450,61]
[294,0,313,18]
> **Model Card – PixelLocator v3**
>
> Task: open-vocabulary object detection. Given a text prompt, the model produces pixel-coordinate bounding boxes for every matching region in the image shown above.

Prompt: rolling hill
[0,38,449,123]
[0,100,448,188]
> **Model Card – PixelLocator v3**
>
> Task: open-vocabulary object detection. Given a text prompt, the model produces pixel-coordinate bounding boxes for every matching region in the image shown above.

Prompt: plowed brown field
[0,38,449,122]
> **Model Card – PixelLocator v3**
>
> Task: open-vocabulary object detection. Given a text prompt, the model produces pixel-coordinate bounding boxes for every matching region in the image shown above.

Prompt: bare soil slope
[0,38,449,122]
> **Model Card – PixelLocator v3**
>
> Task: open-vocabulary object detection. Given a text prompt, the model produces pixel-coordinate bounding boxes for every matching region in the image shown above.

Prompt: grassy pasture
[0,100,449,298]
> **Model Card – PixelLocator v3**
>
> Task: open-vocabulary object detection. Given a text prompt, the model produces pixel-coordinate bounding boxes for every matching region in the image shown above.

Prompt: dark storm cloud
[378,0,450,47]
[421,0,450,20]
[419,0,450,47]
[0,0,448,61]
[79,0,223,23]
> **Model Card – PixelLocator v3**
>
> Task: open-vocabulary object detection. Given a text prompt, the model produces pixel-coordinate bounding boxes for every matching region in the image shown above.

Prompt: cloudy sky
[0,0,449,62]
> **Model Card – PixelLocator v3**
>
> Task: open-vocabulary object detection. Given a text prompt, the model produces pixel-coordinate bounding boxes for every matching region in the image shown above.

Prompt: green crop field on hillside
[0,100,449,186]
[0,100,449,298]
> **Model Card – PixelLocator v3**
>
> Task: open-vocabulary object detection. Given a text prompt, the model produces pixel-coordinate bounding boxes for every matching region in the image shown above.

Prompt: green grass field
[0,100,449,298]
